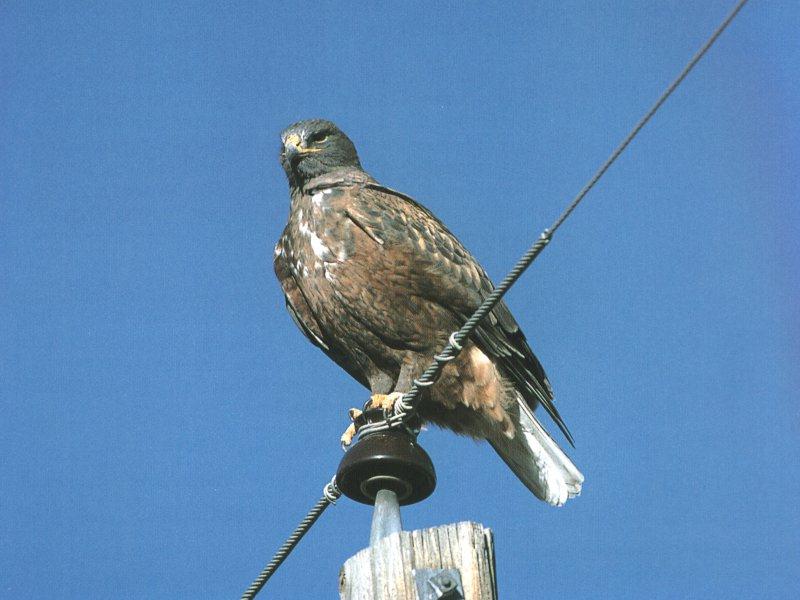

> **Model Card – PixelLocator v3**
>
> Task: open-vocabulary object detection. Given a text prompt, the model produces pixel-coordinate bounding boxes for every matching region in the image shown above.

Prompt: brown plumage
[274,119,583,505]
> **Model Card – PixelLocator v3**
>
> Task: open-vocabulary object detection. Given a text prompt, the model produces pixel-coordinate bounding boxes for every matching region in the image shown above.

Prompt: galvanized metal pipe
[369,489,402,546]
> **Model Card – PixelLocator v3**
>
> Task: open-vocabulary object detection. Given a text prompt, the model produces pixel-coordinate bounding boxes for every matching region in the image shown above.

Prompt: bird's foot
[367,392,405,413]
[341,393,406,449]
[340,408,363,450]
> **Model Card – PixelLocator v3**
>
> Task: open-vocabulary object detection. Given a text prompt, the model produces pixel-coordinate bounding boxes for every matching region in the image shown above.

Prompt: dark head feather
[280,119,362,188]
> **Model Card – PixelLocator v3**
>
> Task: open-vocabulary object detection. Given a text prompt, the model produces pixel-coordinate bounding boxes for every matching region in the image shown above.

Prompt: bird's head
[280,119,362,188]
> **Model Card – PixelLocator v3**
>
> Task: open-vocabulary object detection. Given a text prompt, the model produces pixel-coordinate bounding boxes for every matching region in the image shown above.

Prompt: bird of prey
[274,119,583,506]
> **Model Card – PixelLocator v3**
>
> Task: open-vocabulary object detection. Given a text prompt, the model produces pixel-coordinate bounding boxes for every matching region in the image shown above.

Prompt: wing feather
[352,182,575,445]
[274,241,327,350]
[274,236,370,388]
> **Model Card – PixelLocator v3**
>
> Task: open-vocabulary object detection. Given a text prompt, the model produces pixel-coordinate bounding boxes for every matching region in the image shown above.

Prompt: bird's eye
[309,133,329,145]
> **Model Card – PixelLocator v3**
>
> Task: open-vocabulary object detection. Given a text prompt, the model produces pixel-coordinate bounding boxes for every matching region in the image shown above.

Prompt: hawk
[274,119,583,506]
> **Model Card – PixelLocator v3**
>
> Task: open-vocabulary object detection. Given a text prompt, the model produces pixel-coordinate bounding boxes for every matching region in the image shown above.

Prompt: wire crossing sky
[244,5,753,596]
[2,2,798,599]
[366,0,751,434]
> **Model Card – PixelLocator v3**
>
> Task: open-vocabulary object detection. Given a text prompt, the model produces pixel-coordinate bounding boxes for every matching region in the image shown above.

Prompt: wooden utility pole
[339,490,497,600]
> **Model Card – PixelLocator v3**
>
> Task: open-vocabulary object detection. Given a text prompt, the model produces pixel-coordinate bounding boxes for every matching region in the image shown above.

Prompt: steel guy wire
[240,479,341,600]
[359,0,750,437]
[242,1,749,595]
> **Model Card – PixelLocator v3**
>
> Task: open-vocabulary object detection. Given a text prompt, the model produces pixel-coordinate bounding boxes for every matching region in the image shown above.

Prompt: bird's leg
[366,358,418,413]
[393,357,419,393]
[342,372,395,449]
[340,407,363,449]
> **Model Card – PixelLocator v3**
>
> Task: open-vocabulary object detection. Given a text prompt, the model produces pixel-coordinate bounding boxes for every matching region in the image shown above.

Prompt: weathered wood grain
[339,521,496,600]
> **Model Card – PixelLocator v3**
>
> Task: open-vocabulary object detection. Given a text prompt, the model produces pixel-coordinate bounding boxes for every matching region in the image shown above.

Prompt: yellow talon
[368,392,404,412]
[340,408,363,449]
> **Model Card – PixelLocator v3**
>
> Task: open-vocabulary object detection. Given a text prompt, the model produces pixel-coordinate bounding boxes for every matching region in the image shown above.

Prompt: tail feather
[488,398,583,506]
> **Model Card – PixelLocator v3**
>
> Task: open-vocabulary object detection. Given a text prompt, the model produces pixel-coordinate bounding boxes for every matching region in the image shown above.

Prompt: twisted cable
[359,0,750,436]
[240,479,341,600]
[242,2,750,595]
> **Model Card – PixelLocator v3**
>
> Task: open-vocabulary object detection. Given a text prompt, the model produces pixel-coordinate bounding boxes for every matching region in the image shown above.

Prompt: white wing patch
[309,232,333,261]
[294,188,350,279]
[311,188,334,206]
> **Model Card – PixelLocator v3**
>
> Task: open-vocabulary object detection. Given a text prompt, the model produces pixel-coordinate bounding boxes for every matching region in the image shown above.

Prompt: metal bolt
[413,568,463,600]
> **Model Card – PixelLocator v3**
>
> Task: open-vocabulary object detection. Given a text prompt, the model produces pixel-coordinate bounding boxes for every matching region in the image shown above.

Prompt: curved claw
[340,408,363,450]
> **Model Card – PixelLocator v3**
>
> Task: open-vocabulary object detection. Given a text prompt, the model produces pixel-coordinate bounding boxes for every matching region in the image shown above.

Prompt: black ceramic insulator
[336,410,436,506]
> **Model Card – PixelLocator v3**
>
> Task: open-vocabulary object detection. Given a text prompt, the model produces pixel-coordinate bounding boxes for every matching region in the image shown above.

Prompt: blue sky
[2,1,798,598]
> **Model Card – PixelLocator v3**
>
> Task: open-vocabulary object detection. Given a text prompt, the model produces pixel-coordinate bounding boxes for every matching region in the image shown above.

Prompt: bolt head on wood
[336,426,436,506]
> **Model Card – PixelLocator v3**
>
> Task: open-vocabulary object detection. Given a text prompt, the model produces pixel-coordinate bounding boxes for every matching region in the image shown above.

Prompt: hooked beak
[283,133,321,163]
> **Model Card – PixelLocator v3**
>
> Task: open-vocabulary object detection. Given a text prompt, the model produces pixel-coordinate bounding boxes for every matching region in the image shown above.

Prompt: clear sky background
[2,2,798,599]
